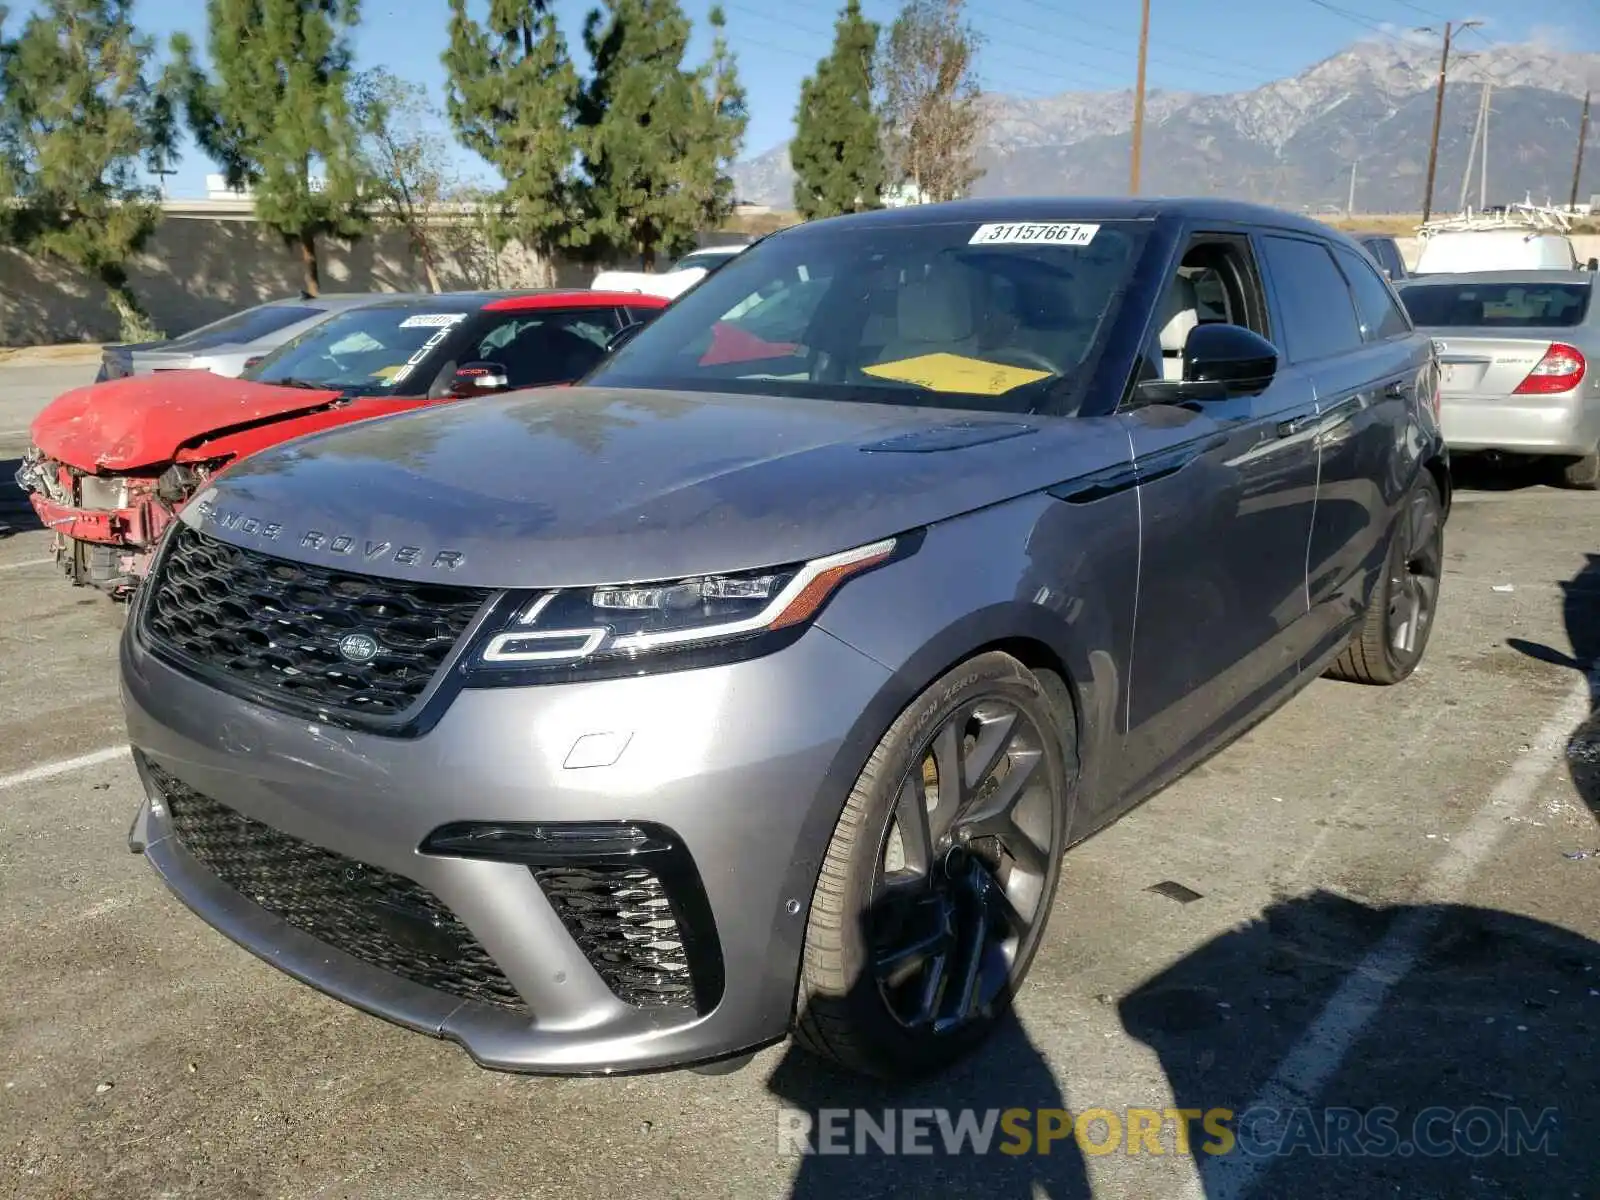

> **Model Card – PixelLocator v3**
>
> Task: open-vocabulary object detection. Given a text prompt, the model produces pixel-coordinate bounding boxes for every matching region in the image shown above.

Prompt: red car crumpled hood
[29,370,345,472]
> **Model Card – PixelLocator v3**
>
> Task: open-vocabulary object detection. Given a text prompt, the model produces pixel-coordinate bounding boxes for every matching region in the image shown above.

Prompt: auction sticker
[398,313,469,328]
[969,222,1099,246]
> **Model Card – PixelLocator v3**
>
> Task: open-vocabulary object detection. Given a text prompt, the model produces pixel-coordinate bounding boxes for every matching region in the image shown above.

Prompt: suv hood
[184,386,1130,589]
[30,370,345,472]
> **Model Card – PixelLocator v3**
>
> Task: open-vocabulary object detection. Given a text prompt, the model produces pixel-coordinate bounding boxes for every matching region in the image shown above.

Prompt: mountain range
[730,40,1600,214]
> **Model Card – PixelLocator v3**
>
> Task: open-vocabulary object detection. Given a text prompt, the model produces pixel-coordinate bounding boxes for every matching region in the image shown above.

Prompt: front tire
[1326,470,1444,685]
[793,651,1073,1079]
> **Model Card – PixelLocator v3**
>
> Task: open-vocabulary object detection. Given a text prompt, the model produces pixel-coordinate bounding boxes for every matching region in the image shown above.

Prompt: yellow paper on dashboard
[862,352,1051,396]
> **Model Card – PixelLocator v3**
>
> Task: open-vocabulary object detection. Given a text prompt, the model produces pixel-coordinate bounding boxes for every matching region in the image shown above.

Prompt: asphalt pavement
[1,365,1596,1200]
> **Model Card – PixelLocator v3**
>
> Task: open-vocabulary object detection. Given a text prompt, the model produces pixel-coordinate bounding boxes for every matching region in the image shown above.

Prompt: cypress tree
[442,0,579,284]
[791,0,884,219]
[175,0,371,296]
[0,0,177,338]
[577,0,746,268]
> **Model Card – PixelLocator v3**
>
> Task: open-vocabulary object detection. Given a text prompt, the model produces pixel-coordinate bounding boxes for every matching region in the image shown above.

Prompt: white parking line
[0,557,54,572]
[1190,669,1596,1200]
[0,745,129,791]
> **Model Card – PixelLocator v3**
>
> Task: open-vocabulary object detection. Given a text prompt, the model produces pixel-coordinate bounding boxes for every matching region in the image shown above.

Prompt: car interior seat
[1158,274,1201,382]
[875,264,978,365]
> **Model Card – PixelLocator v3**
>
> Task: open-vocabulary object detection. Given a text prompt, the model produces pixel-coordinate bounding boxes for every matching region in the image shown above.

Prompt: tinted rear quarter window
[1334,246,1412,341]
[169,304,323,351]
[1259,235,1363,363]
[1398,281,1592,328]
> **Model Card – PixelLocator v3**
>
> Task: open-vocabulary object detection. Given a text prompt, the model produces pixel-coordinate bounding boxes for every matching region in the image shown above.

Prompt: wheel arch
[772,602,1115,1023]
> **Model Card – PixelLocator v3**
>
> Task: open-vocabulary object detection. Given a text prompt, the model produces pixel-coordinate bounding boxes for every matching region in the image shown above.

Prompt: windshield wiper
[268,377,329,390]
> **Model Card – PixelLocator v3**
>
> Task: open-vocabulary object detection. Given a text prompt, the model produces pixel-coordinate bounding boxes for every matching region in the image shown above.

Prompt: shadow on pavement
[1508,552,1600,823]
[0,456,42,537]
[1448,454,1561,493]
[1119,890,1599,1197]
[767,1011,1090,1200]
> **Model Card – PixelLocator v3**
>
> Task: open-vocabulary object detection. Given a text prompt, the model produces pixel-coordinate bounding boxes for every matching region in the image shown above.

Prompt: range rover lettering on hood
[189,498,467,571]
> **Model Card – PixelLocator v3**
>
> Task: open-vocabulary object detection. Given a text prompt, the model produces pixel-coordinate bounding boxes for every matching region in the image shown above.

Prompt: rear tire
[1326,471,1444,686]
[793,651,1073,1079]
[1554,449,1600,491]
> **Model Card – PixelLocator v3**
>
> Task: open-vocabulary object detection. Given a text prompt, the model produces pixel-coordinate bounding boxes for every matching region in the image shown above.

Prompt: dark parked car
[1350,231,1410,281]
[122,198,1449,1081]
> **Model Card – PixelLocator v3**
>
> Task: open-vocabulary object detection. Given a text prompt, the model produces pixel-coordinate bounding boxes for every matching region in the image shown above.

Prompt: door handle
[1383,380,1407,399]
[1276,413,1314,438]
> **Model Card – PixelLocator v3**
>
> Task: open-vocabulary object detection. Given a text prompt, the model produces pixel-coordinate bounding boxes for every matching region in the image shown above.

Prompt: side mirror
[1587,258,1598,272]
[605,321,647,354]
[449,361,509,396]
[1184,323,1279,394]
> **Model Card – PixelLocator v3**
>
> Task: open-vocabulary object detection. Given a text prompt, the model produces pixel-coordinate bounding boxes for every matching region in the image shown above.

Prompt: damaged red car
[16,290,669,597]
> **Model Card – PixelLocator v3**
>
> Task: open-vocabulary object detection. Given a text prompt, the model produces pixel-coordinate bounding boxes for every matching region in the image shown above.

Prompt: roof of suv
[784,196,1354,240]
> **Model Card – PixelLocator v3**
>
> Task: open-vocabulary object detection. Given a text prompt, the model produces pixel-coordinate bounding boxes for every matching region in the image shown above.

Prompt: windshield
[588,218,1148,414]
[243,306,475,394]
[1399,280,1592,328]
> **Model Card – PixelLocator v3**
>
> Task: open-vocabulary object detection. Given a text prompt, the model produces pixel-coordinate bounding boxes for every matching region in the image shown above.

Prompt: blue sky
[30,0,1600,196]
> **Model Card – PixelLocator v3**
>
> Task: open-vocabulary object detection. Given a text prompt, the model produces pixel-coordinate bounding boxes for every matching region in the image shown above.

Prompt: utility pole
[1480,80,1491,209]
[1571,90,1592,212]
[1421,19,1480,223]
[1347,161,1358,216]
[1129,0,1151,194]
[1459,79,1488,214]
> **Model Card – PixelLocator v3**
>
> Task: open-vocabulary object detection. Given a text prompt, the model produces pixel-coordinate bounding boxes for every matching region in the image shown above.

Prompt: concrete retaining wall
[0,215,595,347]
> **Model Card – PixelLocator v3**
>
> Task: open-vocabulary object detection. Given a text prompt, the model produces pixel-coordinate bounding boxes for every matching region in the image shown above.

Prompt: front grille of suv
[142,524,490,722]
[151,764,528,1013]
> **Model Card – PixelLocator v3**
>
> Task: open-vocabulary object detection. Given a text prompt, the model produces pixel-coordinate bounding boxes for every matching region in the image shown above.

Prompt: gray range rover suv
[122,198,1449,1080]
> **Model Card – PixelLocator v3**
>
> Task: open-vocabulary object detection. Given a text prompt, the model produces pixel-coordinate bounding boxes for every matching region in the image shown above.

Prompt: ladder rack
[1418,200,1574,238]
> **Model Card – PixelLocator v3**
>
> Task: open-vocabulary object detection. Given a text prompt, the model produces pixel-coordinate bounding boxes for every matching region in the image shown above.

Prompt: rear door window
[1259,235,1364,364]
[1333,246,1412,342]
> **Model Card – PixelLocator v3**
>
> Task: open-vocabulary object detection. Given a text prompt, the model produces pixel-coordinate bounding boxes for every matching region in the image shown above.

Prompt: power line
[1007,0,1285,78]
[968,1,1271,87]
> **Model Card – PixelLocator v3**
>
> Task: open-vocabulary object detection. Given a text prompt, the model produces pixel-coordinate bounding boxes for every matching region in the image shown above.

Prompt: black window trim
[1112,222,1274,416]
[1330,242,1414,344]
[1253,230,1366,367]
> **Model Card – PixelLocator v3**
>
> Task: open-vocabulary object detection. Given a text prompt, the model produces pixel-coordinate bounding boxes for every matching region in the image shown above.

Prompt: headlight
[467,536,901,680]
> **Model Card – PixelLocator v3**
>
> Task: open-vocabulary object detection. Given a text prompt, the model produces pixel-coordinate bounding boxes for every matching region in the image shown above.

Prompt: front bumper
[121,617,896,1074]
[1441,387,1600,456]
[15,455,173,576]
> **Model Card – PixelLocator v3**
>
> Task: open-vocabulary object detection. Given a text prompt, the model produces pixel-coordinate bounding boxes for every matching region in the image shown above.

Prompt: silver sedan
[96,293,392,382]
[1396,270,1600,489]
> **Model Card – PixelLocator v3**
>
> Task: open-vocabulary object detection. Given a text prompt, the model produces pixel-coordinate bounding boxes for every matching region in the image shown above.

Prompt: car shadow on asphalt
[1507,551,1600,823]
[0,456,42,537]
[1448,456,1562,493]
[767,887,1091,1198]
[766,1008,1091,1200]
[1118,889,1599,1197]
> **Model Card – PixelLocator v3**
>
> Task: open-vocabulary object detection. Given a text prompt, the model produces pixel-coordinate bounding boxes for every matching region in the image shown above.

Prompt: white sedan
[591,245,748,299]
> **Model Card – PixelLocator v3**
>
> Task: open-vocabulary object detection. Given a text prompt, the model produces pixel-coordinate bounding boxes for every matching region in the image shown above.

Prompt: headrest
[1159,274,1200,353]
[897,270,975,344]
